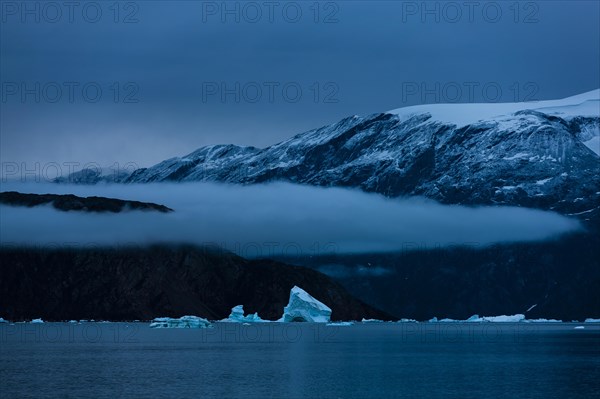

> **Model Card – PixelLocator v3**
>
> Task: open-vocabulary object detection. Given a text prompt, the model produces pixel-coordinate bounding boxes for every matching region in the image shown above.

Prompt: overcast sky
[1,1,599,171]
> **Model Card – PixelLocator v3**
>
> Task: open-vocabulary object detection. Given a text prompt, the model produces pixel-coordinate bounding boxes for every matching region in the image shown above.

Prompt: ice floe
[524,318,562,323]
[425,314,585,323]
[327,321,354,326]
[427,314,527,322]
[149,316,212,328]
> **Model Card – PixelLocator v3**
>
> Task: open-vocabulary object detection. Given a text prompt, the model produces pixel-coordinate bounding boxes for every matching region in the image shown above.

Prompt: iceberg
[362,318,384,323]
[280,286,331,323]
[30,318,44,323]
[225,305,267,323]
[585,318,600,323]
[149,316,212,329]
[0,317,8,323]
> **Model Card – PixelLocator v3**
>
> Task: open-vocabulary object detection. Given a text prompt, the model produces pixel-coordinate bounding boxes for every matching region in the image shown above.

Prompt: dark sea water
[1,322,599,399]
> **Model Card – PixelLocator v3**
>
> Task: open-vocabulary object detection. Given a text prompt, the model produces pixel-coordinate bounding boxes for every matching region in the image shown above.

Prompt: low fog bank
[0,182,582,257]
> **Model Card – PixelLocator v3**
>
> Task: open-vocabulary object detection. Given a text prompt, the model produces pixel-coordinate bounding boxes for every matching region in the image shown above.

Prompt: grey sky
[1,0,599,171]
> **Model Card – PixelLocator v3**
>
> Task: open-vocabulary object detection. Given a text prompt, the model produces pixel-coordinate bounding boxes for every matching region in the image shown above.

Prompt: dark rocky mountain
[0,191,173,213]
[0,245,392,322]
[278,232,600,321]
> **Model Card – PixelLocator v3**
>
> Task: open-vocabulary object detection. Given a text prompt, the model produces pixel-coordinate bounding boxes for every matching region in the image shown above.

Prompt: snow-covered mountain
[62,90,600,220]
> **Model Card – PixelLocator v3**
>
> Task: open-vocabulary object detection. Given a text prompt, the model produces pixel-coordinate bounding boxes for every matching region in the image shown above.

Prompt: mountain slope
[0,245,393,322]
[278,232,600,321]
[62,90,600,220]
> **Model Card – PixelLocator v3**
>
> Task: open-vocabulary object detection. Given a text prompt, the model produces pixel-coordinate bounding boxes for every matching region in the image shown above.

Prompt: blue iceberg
[280,286,331,323]
[225,305,267,323]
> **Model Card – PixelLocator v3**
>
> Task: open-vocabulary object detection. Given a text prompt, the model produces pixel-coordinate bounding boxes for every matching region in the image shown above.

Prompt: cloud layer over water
[0,182,581,257]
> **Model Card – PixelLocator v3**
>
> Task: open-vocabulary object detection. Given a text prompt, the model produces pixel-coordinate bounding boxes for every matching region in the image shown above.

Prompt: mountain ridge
[58,91,600,223]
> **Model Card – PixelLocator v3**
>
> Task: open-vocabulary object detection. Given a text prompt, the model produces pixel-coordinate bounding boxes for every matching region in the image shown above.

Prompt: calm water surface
[1,322,599,398]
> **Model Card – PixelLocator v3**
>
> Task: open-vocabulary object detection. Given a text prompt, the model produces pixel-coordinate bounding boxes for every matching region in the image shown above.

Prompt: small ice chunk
[574,326,585,330]
[30,318,44,324]
[326,321,354,326]
[0,317,8,323]
[362,318,384,323]
[462,314,525,322]
[149,316,212,329]
[225,305,266,323]
[525,318,562,323]
[280,286,332,323]
[428,317,438,322]
[483,314,525,322]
